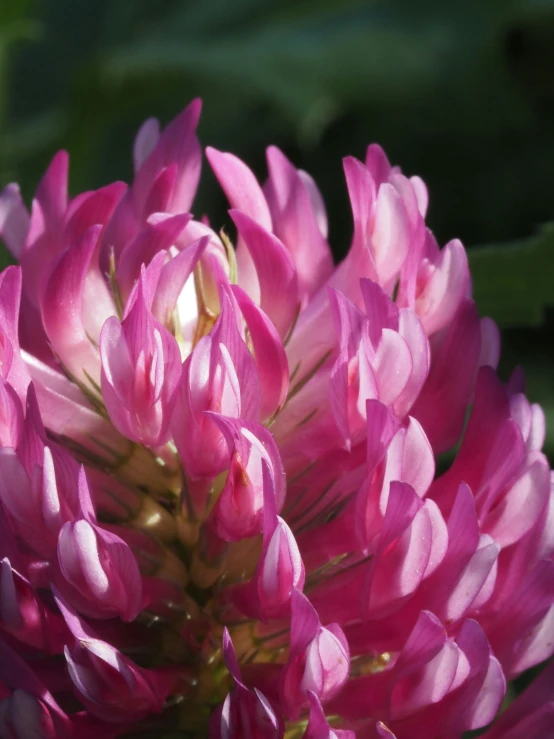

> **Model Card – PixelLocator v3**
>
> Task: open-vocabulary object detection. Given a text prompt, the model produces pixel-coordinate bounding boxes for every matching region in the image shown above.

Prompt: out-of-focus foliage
[469,226,554,328]
[2,0,554,450]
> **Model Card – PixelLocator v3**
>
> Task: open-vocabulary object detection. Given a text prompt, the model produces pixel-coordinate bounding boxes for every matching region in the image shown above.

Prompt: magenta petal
[373,328,412,406]
[206,148,272,231]
[232,284,289,420]
[446,537,499,622]
[100,317,135,406]
[55,467,142,621]
[399,417,435,497]
[391,640,459,719]
[342,156,378,287]
[133,117,160,173]
[207,147,272,301]
[416,238,470,335]
[34,150,69,228]
[411,299,481,452]
[41,224,111,386]
[303,692,356,739]
[360,278,399,343]
[142,163,179,215]
[393,309,430,417]
[64,181,126,249]
[365,143,392,186]
[282,590,349,719]
[365,492,432,616]
[257,516,305,619]
[264,146,333,301]
[371,182,411,286]
[230,210,299,338]
[222,627,243,684]
[395,610,447,676]
[479,659,554,739]
[56,592,171,723]
[483,452,550,547]
[466,655,506,731]
[0,184,29,258]
[152,235,208,325]
[208,417,285,540]
[100,275,182,446]
[134,98,202,216]
[0,267,30,400]
[0,641,72,736]
[0,379,23,447]
[508,605,554,676]
[117,212,192,300]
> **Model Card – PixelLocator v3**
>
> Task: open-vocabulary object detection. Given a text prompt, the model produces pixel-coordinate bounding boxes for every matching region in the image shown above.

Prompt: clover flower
[0,99,552,738]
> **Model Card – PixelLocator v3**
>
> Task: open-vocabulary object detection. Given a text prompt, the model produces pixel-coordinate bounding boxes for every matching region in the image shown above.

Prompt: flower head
[0,100,552,738]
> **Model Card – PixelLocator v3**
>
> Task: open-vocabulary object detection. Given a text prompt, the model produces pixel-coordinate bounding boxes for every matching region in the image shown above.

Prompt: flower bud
[56,592,179,724]
[281,590,350,719]
[55,467,142,621]
[100,269,182,447]
[207,417,285,542]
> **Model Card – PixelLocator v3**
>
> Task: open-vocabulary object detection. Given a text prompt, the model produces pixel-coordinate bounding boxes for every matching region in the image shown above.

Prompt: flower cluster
[0,99,553,738]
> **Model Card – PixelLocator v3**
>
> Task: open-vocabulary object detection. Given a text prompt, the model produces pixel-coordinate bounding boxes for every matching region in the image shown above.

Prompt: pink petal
[40,225,111,386]
[416,239,470,335]
[0,184,29,258]
[133,117,160,173]
[206,148,271,231]
[152,235,208,325]
[365,143,392,186]
[230,210,299,338]
[232,284,289,419]
[117,212,192,300]
[264,146,333,300]
[134,99,202,216]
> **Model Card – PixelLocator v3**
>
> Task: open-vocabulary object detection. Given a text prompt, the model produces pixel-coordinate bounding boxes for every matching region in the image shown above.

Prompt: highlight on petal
[55,467,142,621]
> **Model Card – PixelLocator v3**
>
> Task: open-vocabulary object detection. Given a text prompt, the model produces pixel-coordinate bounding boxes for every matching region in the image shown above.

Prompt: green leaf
[469,224,554,327]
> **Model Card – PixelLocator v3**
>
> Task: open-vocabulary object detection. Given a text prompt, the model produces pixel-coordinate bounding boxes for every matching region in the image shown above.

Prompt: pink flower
[0,100,551,737]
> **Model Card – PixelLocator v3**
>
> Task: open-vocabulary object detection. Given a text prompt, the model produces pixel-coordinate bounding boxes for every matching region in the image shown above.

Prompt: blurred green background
[2,0,554,454]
